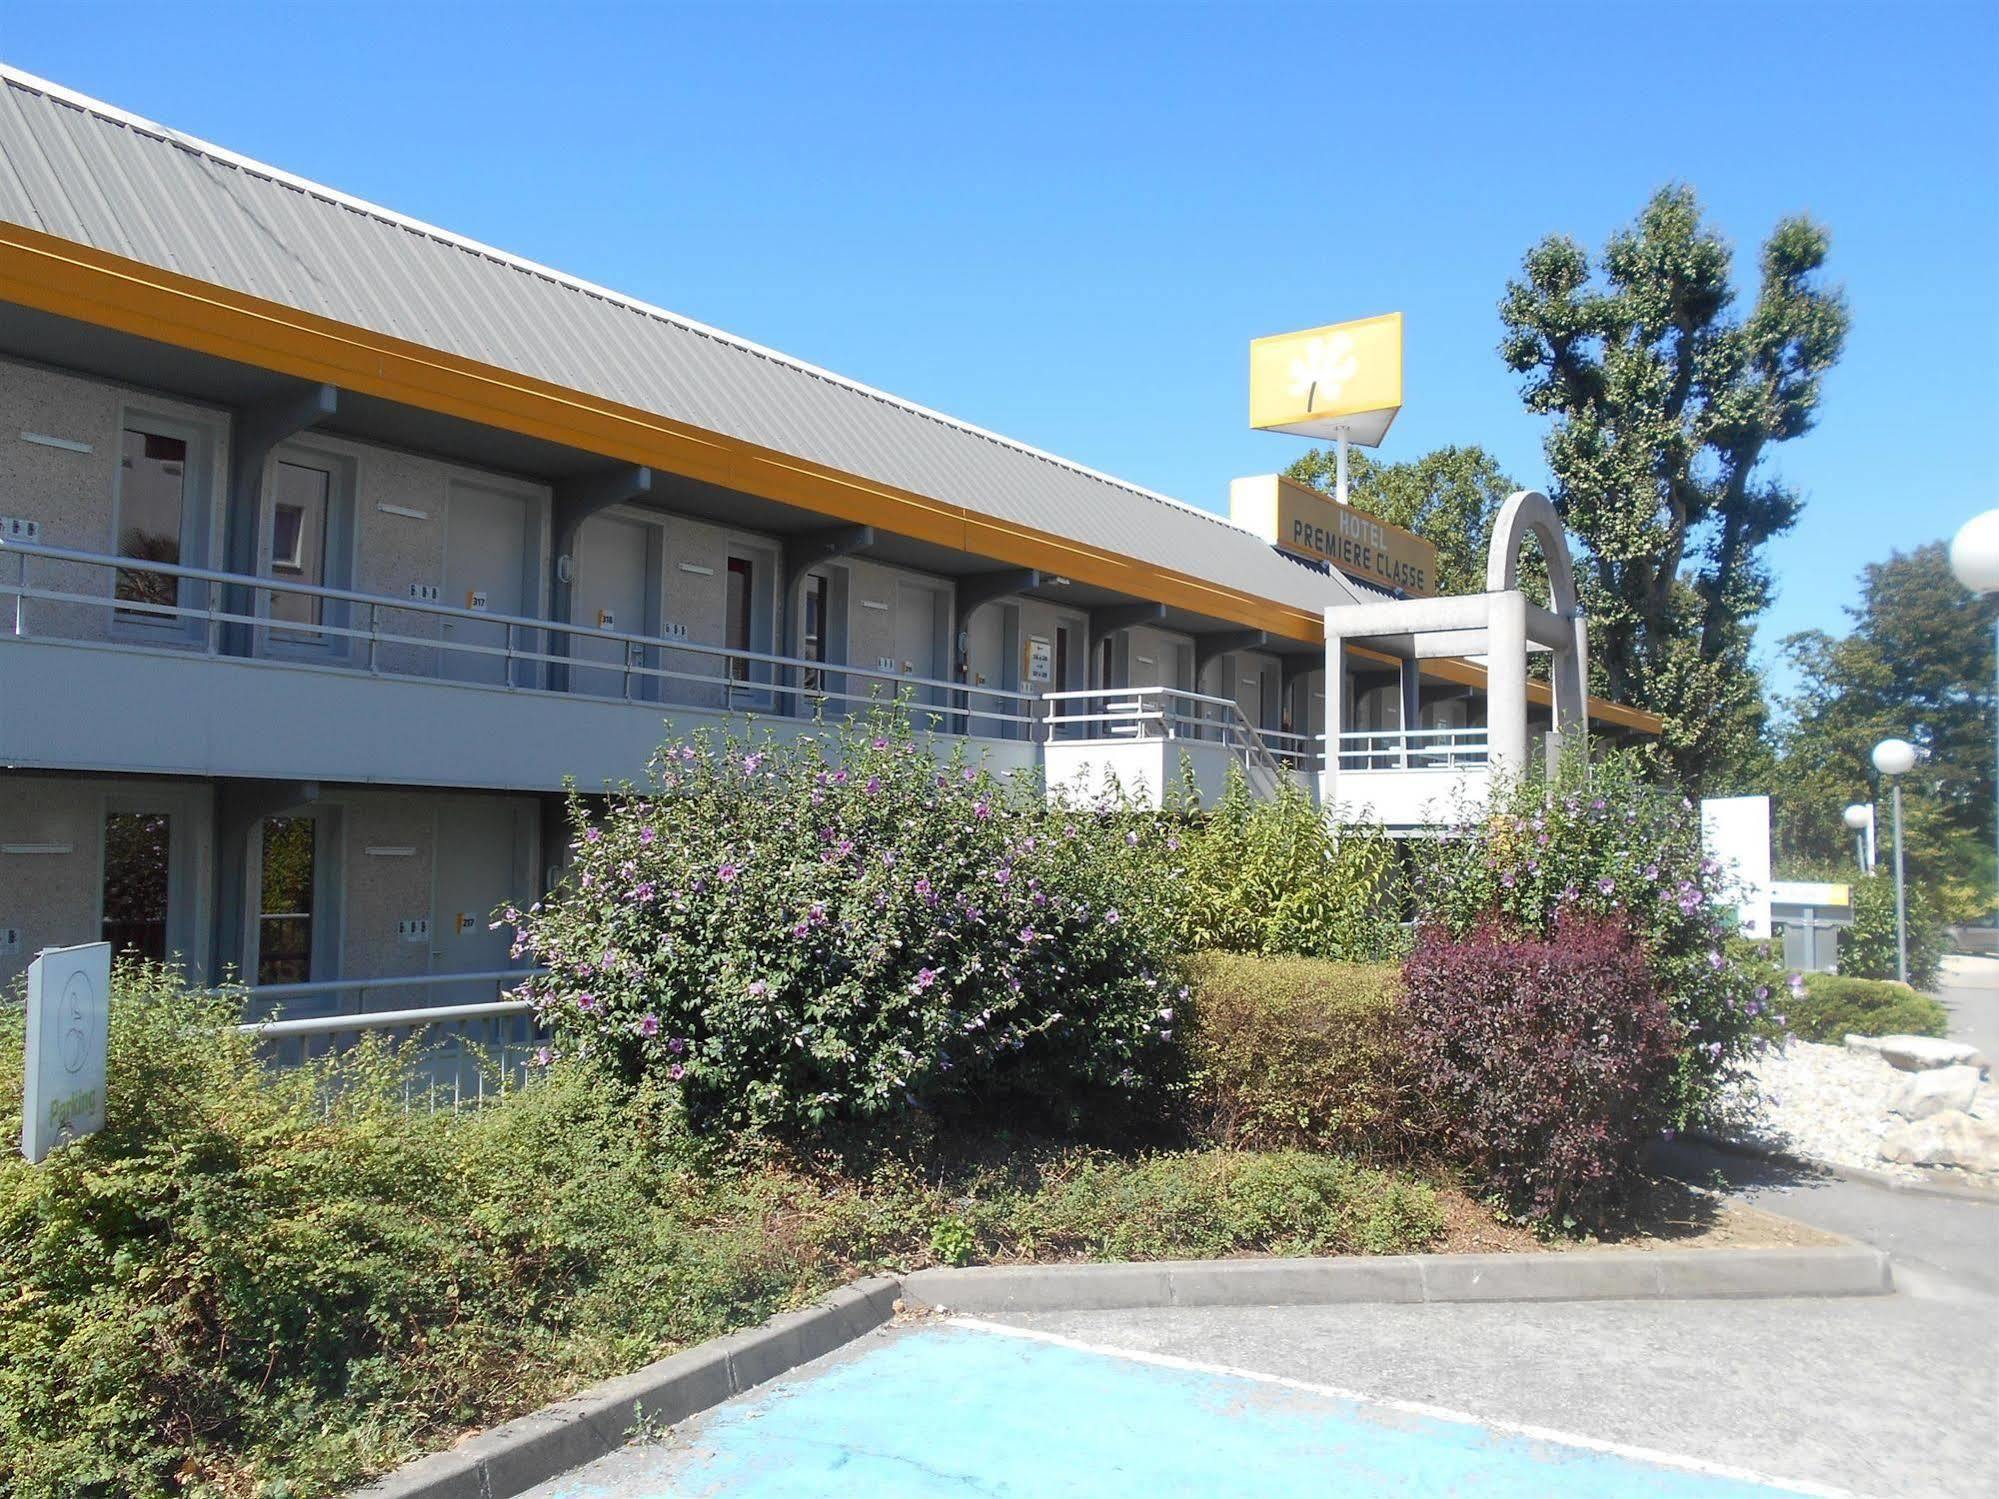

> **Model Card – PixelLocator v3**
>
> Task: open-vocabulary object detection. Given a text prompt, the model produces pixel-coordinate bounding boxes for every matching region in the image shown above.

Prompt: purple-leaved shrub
[508,708,1185,1139]
[1401,914,1679,1229]
[1408,752,1771,1128]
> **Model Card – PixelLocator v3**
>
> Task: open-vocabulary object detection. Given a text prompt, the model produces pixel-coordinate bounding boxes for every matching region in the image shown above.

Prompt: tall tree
[1499,186,1848,791]
[1774,541,1997,920]
[1283,444,1532,599]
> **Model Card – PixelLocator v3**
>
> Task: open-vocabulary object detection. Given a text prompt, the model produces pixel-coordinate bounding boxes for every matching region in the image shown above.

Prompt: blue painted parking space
[533,1319,1837,1498]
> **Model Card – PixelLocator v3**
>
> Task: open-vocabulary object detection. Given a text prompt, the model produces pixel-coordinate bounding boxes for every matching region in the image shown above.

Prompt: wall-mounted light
[678,562,715,577]
[364,845,417,858]
[1,842,74,855]
[860,599,890,611]
[376,502,429,520]
[1050,576,1073,587]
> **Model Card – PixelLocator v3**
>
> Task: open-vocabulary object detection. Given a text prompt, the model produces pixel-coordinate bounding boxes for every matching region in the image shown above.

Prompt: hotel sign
[22,941,110,1164]
[1229,474,1438,597]
[1249,313,1404,447]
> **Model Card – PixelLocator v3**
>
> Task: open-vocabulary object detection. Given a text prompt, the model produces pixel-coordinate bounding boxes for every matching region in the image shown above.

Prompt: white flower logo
[1288,332,1359,413]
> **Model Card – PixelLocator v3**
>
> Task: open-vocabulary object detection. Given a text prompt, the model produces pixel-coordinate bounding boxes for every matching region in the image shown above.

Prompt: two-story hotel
[0,67,1655,1009]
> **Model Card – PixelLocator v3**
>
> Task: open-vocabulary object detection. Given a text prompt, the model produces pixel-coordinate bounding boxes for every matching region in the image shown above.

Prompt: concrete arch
[1485,489,1579,618]
[1482,489,1588,770]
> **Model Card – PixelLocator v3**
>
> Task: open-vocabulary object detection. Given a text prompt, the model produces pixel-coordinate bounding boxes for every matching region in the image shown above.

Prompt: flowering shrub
[1407,753,1768,1126]
[509,708,1185,1138]
[1401,915,1679,1229]
[1171,766,1404,961]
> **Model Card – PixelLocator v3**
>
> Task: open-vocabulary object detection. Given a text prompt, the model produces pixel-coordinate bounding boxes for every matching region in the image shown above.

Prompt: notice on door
[22,941,111,1163]
[1025,636,1054,685]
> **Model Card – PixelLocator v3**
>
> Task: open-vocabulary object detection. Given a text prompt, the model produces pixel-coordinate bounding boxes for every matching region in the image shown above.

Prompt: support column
[1486,589,1529,782]
[549,465,652,692]
[779,525,873,716]
[1320,616,1345,808]
[956,569,1039,735]
[221,383,338,657]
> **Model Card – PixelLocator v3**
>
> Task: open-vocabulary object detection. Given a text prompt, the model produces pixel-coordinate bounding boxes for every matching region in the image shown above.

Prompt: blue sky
[4,0,1994,694]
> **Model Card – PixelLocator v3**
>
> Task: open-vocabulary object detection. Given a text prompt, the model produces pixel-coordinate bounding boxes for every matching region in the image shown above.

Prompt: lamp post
[1843,802,1875,875]
[1872,738,1918,983]
[1948,509,1999,932]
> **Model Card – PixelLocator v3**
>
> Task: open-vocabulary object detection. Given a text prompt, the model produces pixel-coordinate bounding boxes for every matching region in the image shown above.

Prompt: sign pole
[1334,429,1350,508]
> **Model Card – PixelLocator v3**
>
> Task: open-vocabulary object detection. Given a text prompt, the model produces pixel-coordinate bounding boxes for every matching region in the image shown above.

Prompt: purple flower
[666,1062,685,1082]
[1104,908,1121,925]
[1707,950,1724,970]
[913,967,940,992]
[1500,870,1517,888]
[584,827,602,843]
[532,1046,553,1067]
[638,1013,660,1038]
[1018,926,1037,945]
[576,992,596,1012]
[865,775,882,795]
[748,979,769,999]
[718,862,740,884]
[1598,877,1616,896]
[639,826,656,845]
[1642,863,1659,881]
[668,1036,686,1054]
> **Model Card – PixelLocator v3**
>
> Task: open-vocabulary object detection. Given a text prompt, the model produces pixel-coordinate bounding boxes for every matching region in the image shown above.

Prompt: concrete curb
[347,1275,901,1499]
[899,1244,1893,1315]
[350,1245,1888,1498]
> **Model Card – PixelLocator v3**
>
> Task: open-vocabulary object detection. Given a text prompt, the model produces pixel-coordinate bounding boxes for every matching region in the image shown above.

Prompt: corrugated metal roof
[0,66,1366,626]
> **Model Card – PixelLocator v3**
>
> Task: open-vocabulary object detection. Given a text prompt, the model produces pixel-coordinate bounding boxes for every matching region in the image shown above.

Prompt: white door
[965,604,1006,737]
[442,483,531,685]
[431,801,524,981]
[572,513,652,699]
[896,581,942,714]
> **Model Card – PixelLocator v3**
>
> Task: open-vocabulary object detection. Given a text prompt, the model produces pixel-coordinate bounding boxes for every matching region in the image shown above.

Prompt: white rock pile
[1717,1034,1998,1180]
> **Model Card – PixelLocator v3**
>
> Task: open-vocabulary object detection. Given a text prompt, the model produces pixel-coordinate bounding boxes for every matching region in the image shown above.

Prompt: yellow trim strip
[0,223,1661,735]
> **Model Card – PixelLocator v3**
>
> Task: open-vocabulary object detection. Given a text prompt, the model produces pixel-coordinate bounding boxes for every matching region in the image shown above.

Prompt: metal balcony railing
[0,538,1038,735]
[1336,727,1490,772]
[1041,686,1289,794]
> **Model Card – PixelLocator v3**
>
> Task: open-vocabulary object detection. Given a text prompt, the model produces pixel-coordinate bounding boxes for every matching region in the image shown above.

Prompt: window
[266,459,332,630]
[116,427,189,613]
[726,556,753,683]
[257,817,316,985]
[102,811,171,961]
[801,571,829,693]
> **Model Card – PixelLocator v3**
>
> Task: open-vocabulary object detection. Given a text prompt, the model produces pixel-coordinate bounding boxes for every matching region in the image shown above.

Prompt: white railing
[223,968,544,1108]
[1262,725,1324,773]
[1041,685,1289,793]
[1337,726,1490,772]
[0,538,1038,735]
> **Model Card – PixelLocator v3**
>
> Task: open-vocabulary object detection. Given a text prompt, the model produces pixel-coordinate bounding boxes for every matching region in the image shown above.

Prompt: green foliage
[927,1215,976,1267]
[1282,444,1535,600]
[1407,752,1766,1126]
[1500,185,1848,792]
[939,1149,1443,1262]
[0,965,1449,1496]
[515,706,1185,1139]
[1783,973,1948,1045]
[1179,952,1419,1159]
[1170,765,1404,962]
[1774,541,1997,924]
[1839,872,1948,989]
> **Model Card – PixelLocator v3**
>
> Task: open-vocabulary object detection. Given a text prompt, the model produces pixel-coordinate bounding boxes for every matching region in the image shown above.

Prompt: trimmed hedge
[1180,952,1419,1160]
[1787,973,1949,1044]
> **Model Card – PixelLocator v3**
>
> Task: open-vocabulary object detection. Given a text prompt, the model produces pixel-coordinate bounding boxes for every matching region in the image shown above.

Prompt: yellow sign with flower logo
[1249,312,1403,446]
